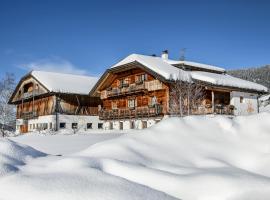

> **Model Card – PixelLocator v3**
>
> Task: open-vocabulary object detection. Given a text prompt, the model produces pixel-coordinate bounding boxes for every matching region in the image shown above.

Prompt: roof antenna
[180,48,186,61]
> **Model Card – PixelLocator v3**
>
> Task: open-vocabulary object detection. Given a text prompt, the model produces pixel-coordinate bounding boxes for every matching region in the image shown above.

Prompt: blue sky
[0,0,269,79]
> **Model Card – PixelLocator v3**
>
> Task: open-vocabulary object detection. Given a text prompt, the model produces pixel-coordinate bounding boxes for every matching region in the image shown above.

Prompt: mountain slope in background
[228,65,270,89]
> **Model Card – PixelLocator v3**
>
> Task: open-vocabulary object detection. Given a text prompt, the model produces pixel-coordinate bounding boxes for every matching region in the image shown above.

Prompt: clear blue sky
[0,0,269,79]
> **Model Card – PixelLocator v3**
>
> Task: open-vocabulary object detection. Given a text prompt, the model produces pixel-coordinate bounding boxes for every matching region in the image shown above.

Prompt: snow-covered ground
[1,113,270,200]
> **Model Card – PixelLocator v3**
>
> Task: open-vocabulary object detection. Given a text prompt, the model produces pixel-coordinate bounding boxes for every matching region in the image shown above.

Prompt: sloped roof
[166,60,225,73]
[111,54,191,82]
[191,71,268,92]
[31,71,99,95]
[110,53,268,93]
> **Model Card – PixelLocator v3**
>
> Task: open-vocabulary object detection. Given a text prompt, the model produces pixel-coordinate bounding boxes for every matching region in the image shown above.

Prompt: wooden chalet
[9,71,102,134]
[90,51,268,130]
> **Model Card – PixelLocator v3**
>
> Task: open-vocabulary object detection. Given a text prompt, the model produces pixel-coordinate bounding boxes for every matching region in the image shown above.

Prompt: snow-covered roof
[31,71,99,95]
[111,54,191,82]
[191,71,268,92]
[166,60,226,73]
[110,53,267,92]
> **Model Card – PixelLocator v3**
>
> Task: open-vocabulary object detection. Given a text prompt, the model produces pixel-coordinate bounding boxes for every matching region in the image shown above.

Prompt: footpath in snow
[1,113,270,200]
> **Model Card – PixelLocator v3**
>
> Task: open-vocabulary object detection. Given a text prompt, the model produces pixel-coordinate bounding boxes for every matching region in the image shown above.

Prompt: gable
[9,75,49,104]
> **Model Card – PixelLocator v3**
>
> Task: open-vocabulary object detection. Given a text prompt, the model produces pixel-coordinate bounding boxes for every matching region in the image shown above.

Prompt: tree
[0,73,16,137]
[169,77,205,117]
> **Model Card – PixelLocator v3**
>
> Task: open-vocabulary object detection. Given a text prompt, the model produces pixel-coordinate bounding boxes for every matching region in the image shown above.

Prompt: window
[72,123,78,129]
[240,96,244,103]
[119,78,129,88]
[130,121,135,129]
[33,124,35,129]
[98,123,103,129]
[128,99,136,108]
[87,123,92,129]
[49,123,52,129]
[112,101,117,109]
[60,122,66,129]
[29,124,32,130]
[136,74,147,83]
[150,96,157,106]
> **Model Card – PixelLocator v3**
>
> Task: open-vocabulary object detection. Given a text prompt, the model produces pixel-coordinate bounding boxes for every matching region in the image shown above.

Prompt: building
[90,51,268,130]
[9,71,103,134]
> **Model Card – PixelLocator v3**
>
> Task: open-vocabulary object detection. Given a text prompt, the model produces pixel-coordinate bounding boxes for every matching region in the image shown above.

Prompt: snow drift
[1,113,270,200]
[0,139,45,176]
[75,113,270,200]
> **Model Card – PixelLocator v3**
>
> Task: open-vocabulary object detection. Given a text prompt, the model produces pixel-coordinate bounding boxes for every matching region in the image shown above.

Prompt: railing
[21,90,43,99]
[99,105,163,120]
[193,104,234,115]
[20,111,38,120]
[100,80,163,99]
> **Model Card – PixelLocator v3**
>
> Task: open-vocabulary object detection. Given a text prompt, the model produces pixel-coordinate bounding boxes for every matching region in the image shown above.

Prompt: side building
[90,52,268,130]
[9,71,103,134]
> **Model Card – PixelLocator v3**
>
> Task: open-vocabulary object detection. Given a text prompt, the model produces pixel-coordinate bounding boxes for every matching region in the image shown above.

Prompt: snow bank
[75,113,270,200]
[0,139,45,176]
[1,114,270,199]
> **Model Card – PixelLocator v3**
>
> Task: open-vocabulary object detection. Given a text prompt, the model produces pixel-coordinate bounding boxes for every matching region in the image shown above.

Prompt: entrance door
[142,121,147,129]
[119,122,123,130]
[20,124,28,133]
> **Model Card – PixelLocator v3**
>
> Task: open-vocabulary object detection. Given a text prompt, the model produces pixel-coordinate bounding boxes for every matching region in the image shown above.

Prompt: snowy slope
[32,71,99,94]
[1,114,270,199]
[0,139,45,176]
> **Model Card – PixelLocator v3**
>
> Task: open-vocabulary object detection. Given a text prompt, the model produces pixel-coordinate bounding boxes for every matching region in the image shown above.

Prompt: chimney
[161,50,168,60]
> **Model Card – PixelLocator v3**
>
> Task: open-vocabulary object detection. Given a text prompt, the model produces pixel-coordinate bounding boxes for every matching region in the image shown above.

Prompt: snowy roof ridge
[31,70,99,95]
[166,60,226,73]
[110,53,267,92]
[111,54,192,82]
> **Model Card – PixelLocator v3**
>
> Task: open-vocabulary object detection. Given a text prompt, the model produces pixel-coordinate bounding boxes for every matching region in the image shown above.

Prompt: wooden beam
[211,90,215,113]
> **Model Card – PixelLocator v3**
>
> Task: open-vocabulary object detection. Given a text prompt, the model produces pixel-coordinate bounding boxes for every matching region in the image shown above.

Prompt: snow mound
[0,139,46,176]
[75,113,270,200]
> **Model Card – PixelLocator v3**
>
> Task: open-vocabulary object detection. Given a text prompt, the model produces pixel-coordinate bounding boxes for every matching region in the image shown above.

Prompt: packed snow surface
[2,113,270,199]
[31,70,99,94]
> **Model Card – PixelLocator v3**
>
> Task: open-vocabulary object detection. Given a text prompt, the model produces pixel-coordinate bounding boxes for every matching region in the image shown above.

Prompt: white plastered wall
[16,114,104,133]
[103,118,162,130]
[230,91,258,115]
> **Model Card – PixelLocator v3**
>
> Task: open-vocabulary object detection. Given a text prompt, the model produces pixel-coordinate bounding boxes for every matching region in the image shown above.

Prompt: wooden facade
[96,66,236,120]
[10,74,101,133]
[98,68,170,120]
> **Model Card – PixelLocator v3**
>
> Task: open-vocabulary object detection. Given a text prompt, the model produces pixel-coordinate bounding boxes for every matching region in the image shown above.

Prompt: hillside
[228,65,270,89]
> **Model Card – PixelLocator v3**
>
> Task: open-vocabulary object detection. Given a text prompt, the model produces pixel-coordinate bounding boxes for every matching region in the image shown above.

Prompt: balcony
[20,111,38,120]
[100,80,163,99]
[99,105,163,120]
[21,90,43,99]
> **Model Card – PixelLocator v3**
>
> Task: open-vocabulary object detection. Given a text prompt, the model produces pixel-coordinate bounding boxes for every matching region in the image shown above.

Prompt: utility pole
[180,48,186,61]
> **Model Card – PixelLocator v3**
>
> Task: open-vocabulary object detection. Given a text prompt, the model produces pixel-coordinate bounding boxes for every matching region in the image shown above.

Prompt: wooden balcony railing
[99,105,163,120]
[20,111,38,120]
[100,80,163,99]
[191,104,235,115]
[21,90,43,99]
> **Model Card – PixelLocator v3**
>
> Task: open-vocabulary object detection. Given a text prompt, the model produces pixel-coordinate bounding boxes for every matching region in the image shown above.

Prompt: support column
[211,90,215,113]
